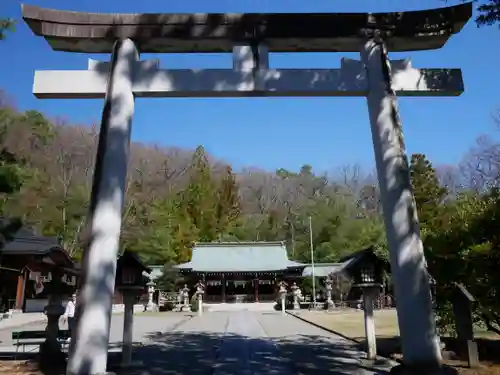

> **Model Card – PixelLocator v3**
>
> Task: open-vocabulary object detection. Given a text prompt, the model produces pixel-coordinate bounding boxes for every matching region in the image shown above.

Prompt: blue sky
[0,0,498,174]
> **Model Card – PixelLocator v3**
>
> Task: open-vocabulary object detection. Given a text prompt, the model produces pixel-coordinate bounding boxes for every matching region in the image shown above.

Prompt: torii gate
[22,3,472,374]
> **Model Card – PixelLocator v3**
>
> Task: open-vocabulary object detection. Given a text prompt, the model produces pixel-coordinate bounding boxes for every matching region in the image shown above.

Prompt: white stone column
[121,293,134,367]
[67,38,138,375]
[198,294,203,316]
[362,287,377,360]
[361,38,441,367]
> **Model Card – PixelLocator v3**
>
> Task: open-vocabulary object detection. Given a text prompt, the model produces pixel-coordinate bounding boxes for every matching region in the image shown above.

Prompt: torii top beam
[22,3,472,54]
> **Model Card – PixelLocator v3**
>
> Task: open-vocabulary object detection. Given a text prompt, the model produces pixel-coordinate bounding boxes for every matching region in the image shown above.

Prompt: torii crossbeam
[22,3,472,375]
[33,53,463,98]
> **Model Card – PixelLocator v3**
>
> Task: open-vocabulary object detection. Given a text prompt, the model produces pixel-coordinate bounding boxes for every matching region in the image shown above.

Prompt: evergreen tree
[215,166,241,236]
[182,146,217,242]
[0,19,15,41]
[410,153,448,230]
[476,0,500,26]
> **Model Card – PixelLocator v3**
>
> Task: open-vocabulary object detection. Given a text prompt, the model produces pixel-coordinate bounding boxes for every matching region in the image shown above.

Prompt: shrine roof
[302,263,345,278]
[301,248,390,278]
[175,241,305,272]
[117,250,152,274]
[0,219,74,268]
[21,3,472,53]
[0,220,64,256]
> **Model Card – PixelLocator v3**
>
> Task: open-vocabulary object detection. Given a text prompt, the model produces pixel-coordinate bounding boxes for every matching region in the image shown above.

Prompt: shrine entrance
[22,3,472,374]
[176,242,304,303]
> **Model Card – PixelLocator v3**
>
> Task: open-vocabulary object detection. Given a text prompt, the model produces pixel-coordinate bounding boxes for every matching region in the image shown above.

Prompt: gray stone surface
[130,311,389,374]
[0,313,191,348]
[0,313,46,331]
[1,311,390,374]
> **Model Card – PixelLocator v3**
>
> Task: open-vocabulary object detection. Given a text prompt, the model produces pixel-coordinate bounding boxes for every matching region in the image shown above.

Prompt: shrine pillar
[362,37,441,367]
[67,38,138,375]
[15,270,27,310]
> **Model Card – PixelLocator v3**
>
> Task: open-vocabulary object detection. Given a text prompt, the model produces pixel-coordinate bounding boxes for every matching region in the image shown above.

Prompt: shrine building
[175,242,305,303]
[0,220,78,313]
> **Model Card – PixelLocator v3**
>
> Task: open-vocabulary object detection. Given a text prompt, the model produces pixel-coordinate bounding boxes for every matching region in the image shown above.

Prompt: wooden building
[175,242,305,303]
[0,221,78,312]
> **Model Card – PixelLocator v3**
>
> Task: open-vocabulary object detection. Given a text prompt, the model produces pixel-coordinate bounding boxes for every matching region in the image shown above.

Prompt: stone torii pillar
[21,4,472,374]
[361,37,443,369]
[69,39,138,375]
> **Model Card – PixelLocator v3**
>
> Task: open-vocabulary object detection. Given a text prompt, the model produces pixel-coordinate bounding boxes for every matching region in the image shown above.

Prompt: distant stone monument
[40,281,66,370]
[146,280,156,312]
[22,3,472,374]
[174,288,183,312]
[325,277,335,310]
[278,281,288,315]
[182,284,191,312]
[195,280,205,316]
[291,282,301,310]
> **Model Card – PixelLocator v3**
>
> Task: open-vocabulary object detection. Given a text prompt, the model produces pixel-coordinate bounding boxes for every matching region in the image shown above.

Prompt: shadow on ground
[351,335,500,366]
[126,331,390,375]
[0,331,391,374]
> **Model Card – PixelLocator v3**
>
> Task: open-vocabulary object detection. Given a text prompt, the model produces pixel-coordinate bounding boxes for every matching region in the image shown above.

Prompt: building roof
[301,248,390,278]
[0,219,74,268]
[302,263,345,278]
[1,221,65,256]
[117,250,152,274]
[175,241,304,272]
[21,3,472,53]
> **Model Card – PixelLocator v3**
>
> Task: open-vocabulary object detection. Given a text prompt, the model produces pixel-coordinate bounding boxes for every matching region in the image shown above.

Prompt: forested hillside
[1,89,500,333]
[0,91,390,264]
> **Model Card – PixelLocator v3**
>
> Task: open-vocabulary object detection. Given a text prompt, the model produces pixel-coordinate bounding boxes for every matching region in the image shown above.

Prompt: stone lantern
[350,256,384,361]
[290,282,301,310]
[115,251,151,368]
[146,280,156,312]
[324,277,335,310]
[195,280,205,316]
[278,281,288,315]
[181,284,191,312]
[39,269,66,369]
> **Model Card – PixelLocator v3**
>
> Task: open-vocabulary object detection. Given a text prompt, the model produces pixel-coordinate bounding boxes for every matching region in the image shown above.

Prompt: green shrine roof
[175,242,304,272]
[302,263,345,278]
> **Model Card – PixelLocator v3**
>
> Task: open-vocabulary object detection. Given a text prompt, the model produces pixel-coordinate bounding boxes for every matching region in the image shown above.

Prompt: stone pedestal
[293,295,300,310]
[291,283,301,310]
[362,287,378,360]
[183,296,191,312]
[195,281,205,316]
[146,281,156,312]
[279,282,287,316]
[325,278,335,310]
[121,293,134,368]
[40,294,66,370]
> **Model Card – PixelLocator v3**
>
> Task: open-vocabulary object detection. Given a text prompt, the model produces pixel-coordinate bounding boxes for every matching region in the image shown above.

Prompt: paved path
[0,313,46,331]
[1,311,390,374]
[0,313,191,348]
[132,311,391,375]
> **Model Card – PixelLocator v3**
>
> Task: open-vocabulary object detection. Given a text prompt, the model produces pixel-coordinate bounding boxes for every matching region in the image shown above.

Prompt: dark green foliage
[476,0,500,26]
[0,95,498,339]
[155,262,184,292]
[0,19,15,41]
[410,153,448,232]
